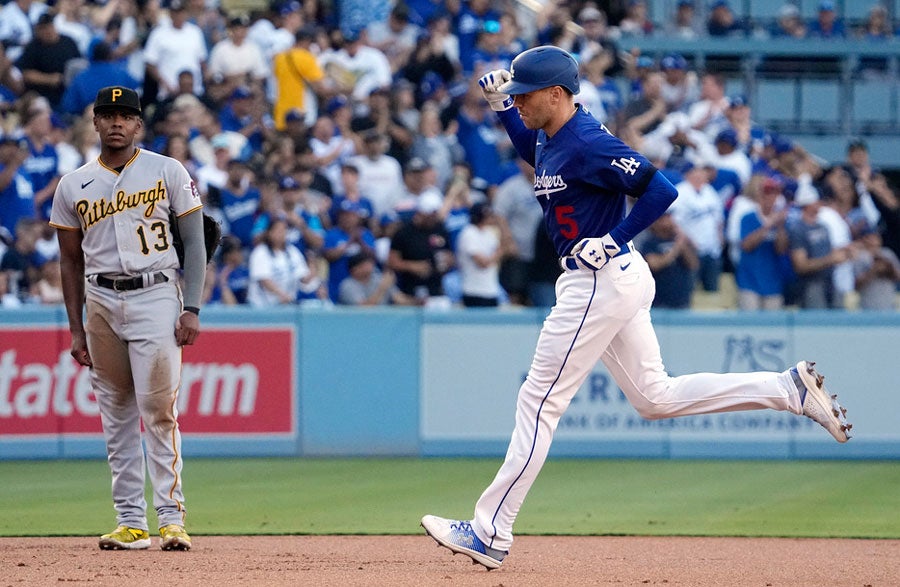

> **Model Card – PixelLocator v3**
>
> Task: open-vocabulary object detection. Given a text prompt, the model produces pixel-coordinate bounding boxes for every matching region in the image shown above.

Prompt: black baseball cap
[93,86,142,116]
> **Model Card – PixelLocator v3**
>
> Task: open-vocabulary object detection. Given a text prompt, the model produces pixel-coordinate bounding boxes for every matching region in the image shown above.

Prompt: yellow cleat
[159,524,192,551]
[99,526,151,550]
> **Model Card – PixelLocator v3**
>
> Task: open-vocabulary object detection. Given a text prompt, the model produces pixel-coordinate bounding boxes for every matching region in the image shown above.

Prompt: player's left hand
[175,311,200,346]
[572,234,620,271]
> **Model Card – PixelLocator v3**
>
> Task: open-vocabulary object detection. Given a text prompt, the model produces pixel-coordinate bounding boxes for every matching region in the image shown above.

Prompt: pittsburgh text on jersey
[75,179,167,230]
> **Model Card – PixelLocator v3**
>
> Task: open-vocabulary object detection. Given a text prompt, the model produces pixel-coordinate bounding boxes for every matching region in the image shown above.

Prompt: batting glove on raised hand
[571,234,621,271]
[478,69,514,112]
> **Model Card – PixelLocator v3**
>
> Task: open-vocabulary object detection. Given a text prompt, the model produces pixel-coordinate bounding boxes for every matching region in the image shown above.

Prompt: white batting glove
[572,234,621,271]
[478,69,513,111]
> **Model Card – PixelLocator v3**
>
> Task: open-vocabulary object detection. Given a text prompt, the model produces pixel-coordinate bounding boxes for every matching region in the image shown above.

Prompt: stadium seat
[852,80,896,127]
[843,1,871,22]
[799,79,840,126]
[725,78,746,98]
[798,0,825,20]
[748,0,790,21]
[755,79,798,125]
[648,0,669,24]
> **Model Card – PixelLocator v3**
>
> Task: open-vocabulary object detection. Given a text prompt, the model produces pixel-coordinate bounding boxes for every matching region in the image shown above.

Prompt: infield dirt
[3,535,897,586]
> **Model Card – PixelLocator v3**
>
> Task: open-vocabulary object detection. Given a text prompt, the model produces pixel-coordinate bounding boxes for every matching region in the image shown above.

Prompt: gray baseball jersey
[50,149,202,274]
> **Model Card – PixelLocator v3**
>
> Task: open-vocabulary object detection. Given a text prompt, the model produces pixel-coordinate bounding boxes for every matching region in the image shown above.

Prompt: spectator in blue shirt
[219,86,267,155]
[453,0,501,75]
[323,200,377,301]
[808,1,845,39]
[0,135,34,241]
[707,0,745,37]
[61,41,139,117]
[20,103,60,220]
[207,235,250,305]
[736,177,790,310]
[470,20,514,77]
[455,85,515,189]
[218,159,262,249]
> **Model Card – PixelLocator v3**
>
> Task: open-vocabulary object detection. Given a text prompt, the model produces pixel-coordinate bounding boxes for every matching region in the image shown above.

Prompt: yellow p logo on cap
[112,88,122,102]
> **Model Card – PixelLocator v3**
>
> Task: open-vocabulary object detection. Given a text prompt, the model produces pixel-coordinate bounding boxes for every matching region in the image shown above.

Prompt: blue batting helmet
[499,46,580,96]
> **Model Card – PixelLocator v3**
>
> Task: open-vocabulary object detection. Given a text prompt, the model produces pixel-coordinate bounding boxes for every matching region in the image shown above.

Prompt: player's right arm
[478,69,538,166]
[497,109,538,167]
[57,227,92,367]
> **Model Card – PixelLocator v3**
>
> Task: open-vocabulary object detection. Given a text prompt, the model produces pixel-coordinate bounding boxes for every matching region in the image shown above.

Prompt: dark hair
[91,41,113,62]
[348,252,373,271]
[263,215,289,252]
[469,202,490,225]
[220,235,243,255]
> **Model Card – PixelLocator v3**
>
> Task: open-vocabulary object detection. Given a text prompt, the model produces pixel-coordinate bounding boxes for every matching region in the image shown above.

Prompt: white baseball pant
[472,249,803,551]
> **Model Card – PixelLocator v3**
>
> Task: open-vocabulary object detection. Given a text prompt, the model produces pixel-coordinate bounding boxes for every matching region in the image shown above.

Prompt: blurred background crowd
[1,0,899,311]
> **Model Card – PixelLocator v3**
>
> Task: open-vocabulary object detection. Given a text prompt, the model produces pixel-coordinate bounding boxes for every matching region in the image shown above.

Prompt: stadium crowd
[1,0,899,310]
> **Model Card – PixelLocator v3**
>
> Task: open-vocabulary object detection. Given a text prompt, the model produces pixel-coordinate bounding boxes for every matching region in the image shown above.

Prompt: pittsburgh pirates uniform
[50,148,202,532]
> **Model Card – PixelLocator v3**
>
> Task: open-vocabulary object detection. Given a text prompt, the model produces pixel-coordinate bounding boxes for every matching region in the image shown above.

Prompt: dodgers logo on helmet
[500,46,580,96]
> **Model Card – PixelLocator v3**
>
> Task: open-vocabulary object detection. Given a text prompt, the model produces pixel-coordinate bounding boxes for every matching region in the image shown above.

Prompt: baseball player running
[421,46,852,570]
[50,86,206,551]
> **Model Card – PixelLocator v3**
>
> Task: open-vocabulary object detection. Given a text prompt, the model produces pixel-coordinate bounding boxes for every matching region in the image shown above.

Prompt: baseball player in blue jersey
[51,86,205,551]
[421,46,852,570]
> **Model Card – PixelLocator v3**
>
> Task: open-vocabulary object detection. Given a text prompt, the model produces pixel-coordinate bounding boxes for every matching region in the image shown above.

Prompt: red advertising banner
[0,327,295,437]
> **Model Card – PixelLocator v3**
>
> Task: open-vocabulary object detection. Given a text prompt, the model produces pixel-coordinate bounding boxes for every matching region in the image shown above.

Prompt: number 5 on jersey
[555,205,579,239]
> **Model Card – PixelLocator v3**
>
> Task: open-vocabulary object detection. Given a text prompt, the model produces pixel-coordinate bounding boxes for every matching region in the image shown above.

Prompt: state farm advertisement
[0,327,296,437]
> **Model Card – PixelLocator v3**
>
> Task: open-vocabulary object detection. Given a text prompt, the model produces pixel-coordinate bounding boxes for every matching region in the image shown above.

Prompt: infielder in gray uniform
[50,86,206,551]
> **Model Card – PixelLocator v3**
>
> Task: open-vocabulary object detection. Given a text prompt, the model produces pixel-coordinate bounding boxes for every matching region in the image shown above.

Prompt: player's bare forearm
[56,229,91,366]
[59,264,86,335]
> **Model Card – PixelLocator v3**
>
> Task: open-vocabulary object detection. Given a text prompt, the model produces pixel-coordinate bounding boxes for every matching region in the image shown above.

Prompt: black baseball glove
[170,211,222,267]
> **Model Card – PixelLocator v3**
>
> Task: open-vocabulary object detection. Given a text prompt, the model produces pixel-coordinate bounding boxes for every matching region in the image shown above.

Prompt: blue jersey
[323,227,376,301]
[0,163,35,237]
[498,106,657,257]
[219,187,261,248]
[737,210,785,296]
[23,139,59,220]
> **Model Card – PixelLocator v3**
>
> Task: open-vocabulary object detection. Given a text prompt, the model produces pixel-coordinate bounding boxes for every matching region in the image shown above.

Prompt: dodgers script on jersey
[499,105,656,256]
[50,149,203,276]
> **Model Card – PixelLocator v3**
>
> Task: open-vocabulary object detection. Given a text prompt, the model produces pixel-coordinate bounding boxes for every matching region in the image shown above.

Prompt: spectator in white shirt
[347,130,404,218]
[366,3,420,74]
[142,0,208,99]
[0,0,46,62]
[53,0,93,57]
[457,202,507,307]
[686,71,729,140]
[247,216,319,306]
[249,0,304,60]
[319,29,391,101]
[702,127,752,187]
[669,160,725,292]
[309,110,357,194]
[206,14,269,102]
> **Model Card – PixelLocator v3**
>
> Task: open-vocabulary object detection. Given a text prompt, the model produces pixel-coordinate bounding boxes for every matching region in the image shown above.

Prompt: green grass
[1,458,898,538]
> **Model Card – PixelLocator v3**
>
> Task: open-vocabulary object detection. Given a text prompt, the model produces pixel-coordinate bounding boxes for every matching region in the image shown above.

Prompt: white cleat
[421,515,506,570]
[792,361,852,443]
